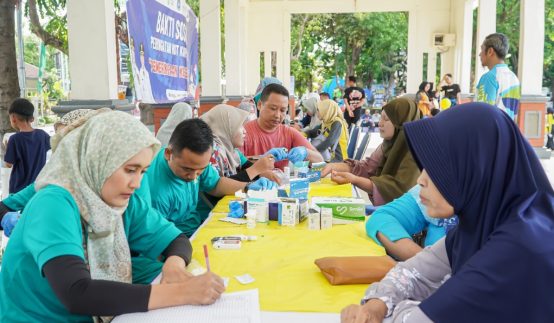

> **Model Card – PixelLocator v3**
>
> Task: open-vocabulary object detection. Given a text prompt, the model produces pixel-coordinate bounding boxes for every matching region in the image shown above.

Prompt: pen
[203,244,211,272]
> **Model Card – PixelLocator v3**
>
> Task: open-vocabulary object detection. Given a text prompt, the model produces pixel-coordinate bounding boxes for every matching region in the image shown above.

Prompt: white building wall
[236,0,468,95]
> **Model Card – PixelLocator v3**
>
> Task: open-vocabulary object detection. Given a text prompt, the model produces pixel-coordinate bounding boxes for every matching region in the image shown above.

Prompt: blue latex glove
[248,178,278,191]
[265,148,288,161]
[287,146,308,164]
[228,201,245,218]
[1,212,20,237]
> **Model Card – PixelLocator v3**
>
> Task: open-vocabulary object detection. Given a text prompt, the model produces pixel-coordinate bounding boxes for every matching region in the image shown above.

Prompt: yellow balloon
[440,98,452,110]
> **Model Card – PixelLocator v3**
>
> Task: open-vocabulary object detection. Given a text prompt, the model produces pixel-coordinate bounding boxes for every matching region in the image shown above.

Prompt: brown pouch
[314,256,396,285]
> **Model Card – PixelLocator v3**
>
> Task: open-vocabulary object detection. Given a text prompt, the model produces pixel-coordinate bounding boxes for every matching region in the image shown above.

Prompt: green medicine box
[310,197,366,224]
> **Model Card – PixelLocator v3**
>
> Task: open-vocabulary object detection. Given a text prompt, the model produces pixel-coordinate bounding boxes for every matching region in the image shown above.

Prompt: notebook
[112,289,261,323]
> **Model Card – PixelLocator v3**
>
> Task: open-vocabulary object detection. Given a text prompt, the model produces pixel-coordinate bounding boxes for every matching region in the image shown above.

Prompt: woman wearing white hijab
[156,102,193,146]
[0,111,224,321]
[297,97,321,133]
[198,104,278,214]
[201,104,275,180]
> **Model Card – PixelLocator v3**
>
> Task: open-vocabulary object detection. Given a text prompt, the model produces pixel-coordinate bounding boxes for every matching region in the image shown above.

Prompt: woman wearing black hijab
[341,103,554,322]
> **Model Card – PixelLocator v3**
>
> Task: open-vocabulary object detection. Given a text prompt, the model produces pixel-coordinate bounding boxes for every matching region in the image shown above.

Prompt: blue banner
[126,0,198,103]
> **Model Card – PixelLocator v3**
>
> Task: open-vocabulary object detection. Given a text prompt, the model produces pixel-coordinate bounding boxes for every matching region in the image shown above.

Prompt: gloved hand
[287,146,308,163]
[1,211,20,237]
[265,148,288,161]
[248,178,278,191]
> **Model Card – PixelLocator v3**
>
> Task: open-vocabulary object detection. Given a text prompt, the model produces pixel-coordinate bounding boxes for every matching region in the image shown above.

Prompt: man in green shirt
[143,118,269,238]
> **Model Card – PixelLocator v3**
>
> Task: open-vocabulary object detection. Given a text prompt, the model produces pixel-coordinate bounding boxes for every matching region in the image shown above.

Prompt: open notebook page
[112,289,261,323]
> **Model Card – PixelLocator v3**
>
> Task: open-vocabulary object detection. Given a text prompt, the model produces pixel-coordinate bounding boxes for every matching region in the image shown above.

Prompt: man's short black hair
[445,73,453,78]
[319,92,330,98]
[348,76,357,83]
[259,83,289,104]
[168,118,213,154]
[9,98,34,121]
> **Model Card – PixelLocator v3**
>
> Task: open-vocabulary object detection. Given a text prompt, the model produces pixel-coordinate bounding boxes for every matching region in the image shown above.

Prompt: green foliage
[43,15,67,51]
[496,0,520,73]
[544,0,554,93]
[39,114,58,125]
[290,12,408,98]
[23,34,66,102]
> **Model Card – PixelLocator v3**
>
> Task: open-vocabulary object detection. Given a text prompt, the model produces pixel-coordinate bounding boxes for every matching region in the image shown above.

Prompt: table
[116,179,386,323]
[190,179,385,314]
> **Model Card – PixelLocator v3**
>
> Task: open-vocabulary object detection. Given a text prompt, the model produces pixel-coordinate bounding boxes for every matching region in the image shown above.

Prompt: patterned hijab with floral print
[35,110,160,284]
[201,104,249,176]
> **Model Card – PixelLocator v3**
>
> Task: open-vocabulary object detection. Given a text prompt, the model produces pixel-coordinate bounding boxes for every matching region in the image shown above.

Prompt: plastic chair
[346,125,359,159]
[353,132,371,161]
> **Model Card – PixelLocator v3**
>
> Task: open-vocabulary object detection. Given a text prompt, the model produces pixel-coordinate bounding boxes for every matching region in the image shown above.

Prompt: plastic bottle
[246,210,257,229]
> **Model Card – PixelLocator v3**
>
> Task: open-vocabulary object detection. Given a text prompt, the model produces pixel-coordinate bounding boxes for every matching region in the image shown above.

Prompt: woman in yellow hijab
[305,100,348,162]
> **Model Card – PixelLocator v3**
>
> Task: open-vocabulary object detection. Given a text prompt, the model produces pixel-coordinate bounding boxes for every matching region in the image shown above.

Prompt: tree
[290,11,408,98]
[0,1,20,138]
[27,0,67,54]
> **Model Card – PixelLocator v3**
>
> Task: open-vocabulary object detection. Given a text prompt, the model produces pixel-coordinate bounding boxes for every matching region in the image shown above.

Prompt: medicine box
[320,207,333,229]
[311,197,366,224]
[298,169,321,183]
[298,199,309,222]
[308,210,321,230]
[288,178,310,199]
[279,198,299,226]
[307,207,333,230]
[246,198,269,223]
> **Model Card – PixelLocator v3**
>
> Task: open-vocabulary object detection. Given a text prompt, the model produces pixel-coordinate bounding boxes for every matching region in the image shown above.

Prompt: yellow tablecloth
[191,180,386,313]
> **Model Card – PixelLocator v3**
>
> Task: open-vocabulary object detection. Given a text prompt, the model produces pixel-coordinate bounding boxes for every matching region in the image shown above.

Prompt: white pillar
[281,11,292,93]
[427,50,437,83]
[518,0,545,95]
[200,0,222,97]
[67,0,117,100]
[474,0,496,87]
[454,0,474,93]
[224,0,242,96]
[406,9,421,93]
[239,4,249,95]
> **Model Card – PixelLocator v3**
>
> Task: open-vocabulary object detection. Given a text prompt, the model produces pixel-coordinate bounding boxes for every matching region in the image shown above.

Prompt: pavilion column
[516,0,547,149]
[239,4,249,95]
[457,0,474,94]
[406,9,421,93]
[280,11,292,92]
[474,0,496,88]
[224,0,245,96]
[67,0,117,99]
[200,0,222,97]
[518,0,545,95]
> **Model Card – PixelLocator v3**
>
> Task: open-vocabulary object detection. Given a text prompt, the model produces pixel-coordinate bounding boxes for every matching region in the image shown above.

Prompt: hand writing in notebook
[180,272,226,305]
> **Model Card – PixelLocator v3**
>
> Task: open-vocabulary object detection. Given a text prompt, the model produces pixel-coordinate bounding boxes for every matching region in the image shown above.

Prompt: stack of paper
[113,289,261,323]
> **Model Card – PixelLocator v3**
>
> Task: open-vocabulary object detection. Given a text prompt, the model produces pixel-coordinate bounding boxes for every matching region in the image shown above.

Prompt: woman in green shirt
[0,110,224,322]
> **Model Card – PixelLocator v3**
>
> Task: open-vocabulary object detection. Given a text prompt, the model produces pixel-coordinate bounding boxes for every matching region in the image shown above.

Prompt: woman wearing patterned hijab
[322,98,421,205]
[0,111,224,321]
[53,108,94,133]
